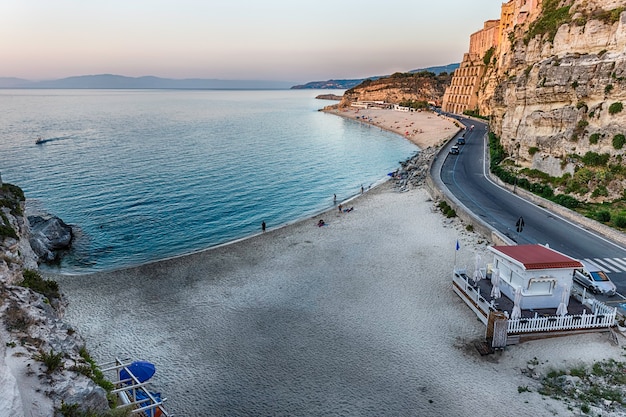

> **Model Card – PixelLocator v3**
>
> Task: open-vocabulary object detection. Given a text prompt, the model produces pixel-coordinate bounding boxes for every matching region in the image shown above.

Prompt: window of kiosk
[527,278,556,295]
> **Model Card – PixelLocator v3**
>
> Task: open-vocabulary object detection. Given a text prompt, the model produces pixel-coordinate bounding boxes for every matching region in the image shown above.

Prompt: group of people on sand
[263,192,358,232]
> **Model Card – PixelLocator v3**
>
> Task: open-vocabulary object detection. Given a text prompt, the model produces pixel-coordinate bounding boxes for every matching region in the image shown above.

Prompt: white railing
[452,270,617,334]
[507,307,616,334]
[452,270,496,325]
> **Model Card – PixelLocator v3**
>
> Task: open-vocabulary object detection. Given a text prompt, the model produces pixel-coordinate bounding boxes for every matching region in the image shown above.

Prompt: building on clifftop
[441,0,542,115]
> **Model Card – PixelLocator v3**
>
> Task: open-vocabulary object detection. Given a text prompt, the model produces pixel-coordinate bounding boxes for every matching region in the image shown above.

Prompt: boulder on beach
[27,215,73,262]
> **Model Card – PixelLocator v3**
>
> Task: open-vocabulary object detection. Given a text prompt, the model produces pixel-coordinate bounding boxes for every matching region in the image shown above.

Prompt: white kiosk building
[488,244,582,310]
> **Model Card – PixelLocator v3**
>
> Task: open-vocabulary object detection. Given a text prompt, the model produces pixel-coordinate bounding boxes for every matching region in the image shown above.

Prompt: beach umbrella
[120,361,156,384]
[556,283,570,316]
[511,286,522,320]
[490,268,501,299]
[473,254,482,285]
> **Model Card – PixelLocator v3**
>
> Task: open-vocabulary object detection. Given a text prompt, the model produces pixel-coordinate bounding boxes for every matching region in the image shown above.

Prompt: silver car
[573,261,617,296]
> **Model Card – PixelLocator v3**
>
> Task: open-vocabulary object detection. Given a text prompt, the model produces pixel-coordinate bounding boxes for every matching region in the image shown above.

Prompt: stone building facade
[442,0,542,115]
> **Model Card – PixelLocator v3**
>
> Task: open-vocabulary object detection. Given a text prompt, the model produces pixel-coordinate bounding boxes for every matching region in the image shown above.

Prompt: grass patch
[437,201,457,218]
[524,0,572,44]
[20,269,60,301]
[34,348,64,374]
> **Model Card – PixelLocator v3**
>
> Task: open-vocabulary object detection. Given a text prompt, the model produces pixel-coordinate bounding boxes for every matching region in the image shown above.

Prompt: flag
[456,240,460,251]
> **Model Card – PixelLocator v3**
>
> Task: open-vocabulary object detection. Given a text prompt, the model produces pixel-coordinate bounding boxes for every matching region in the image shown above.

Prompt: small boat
[35,137,45,144]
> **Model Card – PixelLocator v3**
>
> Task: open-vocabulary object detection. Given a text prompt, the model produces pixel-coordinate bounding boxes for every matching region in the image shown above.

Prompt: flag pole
[454,240,459,271]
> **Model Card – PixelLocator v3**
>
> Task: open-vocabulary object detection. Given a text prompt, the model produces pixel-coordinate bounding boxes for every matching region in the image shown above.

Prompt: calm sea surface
[0,89,418,273]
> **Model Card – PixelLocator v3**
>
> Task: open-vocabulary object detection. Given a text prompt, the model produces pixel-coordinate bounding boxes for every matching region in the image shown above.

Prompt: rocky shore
[0,181,108,417]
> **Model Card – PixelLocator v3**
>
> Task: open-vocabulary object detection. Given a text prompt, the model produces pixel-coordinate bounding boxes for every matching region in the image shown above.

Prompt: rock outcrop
[28,215,73,262]
[0,183,109,417]
[338,72,452,108]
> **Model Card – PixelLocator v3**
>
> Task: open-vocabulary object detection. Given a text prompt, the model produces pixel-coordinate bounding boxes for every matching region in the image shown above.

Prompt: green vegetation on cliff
[0,182,25,239]
[524,0,572,44]
[489,133,626,230]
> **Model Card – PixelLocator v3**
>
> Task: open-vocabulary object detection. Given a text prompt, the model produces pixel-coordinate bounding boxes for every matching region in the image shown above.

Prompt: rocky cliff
[338,71,452,108]
[481,0,626,200]
[0,182,109,417]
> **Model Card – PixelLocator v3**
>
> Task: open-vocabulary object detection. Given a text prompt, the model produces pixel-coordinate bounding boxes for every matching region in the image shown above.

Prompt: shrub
[21,269,60,300]
[581,151,610,166]
[524,0,572,44]
[605,84,614,95]
[596,210,611,222]
[483,47,495,65]
[571,80,579,88]
[596,210,611,223]
[593,7,626,24]
[609,102,623,115]
[613,134,626,149]
[0,222,17,239]
[615,216,626,228]
[589,133,601,144]
[528,146,539,156]
[591,185,608,198]
[78,346,114,391]
[34,349,64,374]
[552,194,579,209]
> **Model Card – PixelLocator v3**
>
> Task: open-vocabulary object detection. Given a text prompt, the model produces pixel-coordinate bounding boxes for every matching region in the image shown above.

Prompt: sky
[1,0,504,83]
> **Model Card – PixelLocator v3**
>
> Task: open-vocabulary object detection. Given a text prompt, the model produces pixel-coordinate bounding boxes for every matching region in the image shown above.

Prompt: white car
[573,261,617,296]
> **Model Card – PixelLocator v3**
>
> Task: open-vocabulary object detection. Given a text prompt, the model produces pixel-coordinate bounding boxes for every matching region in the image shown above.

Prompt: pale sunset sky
[1,0,503,83]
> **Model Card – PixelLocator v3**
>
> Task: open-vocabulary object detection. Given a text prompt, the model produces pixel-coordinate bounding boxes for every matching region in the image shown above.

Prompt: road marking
[583,257,626,273]
[610,258,626,269]
[603,258,626,272]
[583,258,603,270]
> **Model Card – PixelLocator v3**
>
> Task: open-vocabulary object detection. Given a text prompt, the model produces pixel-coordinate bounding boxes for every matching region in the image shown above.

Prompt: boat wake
[35,135,72,145]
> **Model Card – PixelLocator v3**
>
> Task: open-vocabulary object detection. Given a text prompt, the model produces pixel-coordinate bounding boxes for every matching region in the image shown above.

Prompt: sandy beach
[323,106,461,149]
[49,109,624,416]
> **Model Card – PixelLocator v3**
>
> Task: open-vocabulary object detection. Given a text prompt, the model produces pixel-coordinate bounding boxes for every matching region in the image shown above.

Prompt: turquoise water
[0,89,418,273]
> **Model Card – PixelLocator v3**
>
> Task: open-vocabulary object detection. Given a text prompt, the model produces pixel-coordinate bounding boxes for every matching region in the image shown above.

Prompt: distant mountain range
[0,64,459,90]
[290,63,460,89]
[0,74,296,90]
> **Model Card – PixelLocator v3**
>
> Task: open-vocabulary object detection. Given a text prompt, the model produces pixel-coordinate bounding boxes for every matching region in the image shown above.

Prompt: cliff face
[482,0,626,193]
[339,72,452,107]
[0,183,108,417]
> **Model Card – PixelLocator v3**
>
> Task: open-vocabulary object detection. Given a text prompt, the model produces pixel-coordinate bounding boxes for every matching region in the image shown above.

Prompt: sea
[0,89,419,274]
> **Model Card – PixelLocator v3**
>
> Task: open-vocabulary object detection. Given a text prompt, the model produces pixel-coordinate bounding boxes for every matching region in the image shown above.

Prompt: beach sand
[323,107,461,149]
[49,109,624,416]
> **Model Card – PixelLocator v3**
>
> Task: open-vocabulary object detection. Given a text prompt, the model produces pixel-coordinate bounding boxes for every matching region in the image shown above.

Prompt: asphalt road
[436,114,626,308]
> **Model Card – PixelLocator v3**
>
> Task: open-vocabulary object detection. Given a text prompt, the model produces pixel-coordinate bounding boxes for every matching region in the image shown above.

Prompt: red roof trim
[491,244,583,270]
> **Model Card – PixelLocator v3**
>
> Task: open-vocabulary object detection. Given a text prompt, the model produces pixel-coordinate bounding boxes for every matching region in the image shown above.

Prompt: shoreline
[47,107,451,276]
[46,108,625,416]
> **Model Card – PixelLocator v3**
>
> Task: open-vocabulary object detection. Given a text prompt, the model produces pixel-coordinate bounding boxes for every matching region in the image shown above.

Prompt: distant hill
[291,63,460,89]
[408,63,459,76]
[0,74,295,90]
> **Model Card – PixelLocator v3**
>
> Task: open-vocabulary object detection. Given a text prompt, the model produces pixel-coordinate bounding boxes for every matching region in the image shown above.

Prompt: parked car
[457,137,466,145]
[573,261,617,296]
[449,145,459,155]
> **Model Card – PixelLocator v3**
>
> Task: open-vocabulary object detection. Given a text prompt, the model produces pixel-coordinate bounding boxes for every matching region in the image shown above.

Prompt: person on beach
[361,185,364,194]
[334,194,337,204]
[317,219,325,227]
[262,221,266,232]
[338,204,343,213]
